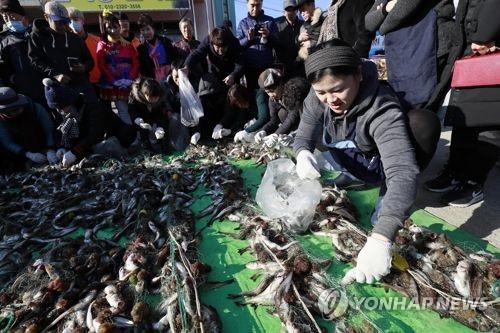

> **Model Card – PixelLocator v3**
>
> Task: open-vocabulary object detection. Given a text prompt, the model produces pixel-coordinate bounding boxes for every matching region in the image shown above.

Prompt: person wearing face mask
[0,0,45,105]
[128,77,172,153]
[294,40,441,285]
[96,11,139,125]
[0,87,56,172]
[254,68,309,145]
[136,13,178,82]
[28,1,97,103]
[42,78,135,167]
[67,7,101,86]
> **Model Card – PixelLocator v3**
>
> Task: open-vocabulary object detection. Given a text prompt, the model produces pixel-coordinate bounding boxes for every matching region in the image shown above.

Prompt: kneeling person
[294,40,440,285]
[43,78,135,167]
[254,68,309,146]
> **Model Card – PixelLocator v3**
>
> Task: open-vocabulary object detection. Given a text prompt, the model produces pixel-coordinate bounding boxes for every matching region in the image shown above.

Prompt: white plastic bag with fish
[178,68,204,127]
[256,158,322,233]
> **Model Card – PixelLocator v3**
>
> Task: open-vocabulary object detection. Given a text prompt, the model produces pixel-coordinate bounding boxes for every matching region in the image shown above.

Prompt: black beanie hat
[43,78,80,110]
[304,39,362,78]
[0,0,26,16]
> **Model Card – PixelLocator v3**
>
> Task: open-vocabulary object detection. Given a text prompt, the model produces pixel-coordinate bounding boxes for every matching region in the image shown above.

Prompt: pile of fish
[218,187,377,332]
[0,155,219,332]
[1,140,499,333]
[308,187,499,331]
[228,134,295,165]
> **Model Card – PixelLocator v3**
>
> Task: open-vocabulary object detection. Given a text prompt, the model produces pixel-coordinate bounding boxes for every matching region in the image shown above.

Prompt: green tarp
[195,159,499,333]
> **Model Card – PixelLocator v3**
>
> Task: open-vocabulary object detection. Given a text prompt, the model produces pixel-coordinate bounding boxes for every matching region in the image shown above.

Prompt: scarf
[318,0,347,44]
[58,106,82,148]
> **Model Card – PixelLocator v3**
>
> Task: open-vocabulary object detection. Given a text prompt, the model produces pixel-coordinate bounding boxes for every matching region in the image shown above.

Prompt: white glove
[254,130,266,143]
[62,150,77,168]
[234,130,255,143]
[295,150,320,179]
[155,127,165,140]
[243,118,256,130]
[56,148,67,160]
[46,149,59,165]
[212,124,231,140]
[25,152,47,164]
[190,132,201,145]
[135,118,152,130]
[263,133,279,147]
[342,236,392,285]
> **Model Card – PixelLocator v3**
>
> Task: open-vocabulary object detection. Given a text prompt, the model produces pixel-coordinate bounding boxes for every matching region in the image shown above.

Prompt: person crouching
[128,78,170,153]
[43,78,136,167]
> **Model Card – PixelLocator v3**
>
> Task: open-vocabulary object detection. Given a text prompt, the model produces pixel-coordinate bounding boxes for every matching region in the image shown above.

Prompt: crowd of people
[0,0,498,284]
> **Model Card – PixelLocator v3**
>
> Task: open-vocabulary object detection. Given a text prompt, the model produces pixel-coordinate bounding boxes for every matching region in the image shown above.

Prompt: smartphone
[254,24,262,36]
[67,57,81,68]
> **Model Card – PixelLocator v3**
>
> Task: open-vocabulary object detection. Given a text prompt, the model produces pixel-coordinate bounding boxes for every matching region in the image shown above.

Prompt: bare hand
[298,32,309,43]
[55,74,71,84]
[259,27,270,38]
[471,42,496,55]
[223,75,234,86]
[70,63,85,73]
[386,0,397,12]
[248,27,256,40]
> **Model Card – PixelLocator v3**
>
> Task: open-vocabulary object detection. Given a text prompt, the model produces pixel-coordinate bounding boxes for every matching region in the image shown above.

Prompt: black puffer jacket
[128,78,169,129]
[185,35,245,82]
[336,0,375,58]
[28,19,94,83]
[0,27,44,101]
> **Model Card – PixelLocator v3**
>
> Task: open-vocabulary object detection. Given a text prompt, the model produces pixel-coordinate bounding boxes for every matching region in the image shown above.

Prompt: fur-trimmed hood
[298,8,325,60]
[310,7,324,26]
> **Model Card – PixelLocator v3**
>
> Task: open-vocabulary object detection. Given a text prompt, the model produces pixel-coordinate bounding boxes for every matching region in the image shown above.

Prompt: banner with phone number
[56,0,190,12]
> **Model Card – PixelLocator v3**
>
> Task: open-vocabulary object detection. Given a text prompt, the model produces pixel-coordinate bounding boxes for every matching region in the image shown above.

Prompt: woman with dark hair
[184,27,244,87]
[254,68,309,145]
[136,14,178,82]
[212,84,269,142]
[128,77,171,153]
[96,11,139,125]
[293,39,440,285]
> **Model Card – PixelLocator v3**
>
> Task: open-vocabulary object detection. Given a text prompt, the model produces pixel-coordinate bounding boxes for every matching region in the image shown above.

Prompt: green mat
[194,159,499,333]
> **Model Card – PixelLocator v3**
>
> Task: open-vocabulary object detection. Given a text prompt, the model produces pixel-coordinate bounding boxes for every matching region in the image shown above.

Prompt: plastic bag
[178,68,204,127]
[256,158,322,233]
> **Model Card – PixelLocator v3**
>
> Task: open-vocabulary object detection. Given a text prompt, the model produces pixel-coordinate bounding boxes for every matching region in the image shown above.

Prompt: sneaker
[441,181,484,207]
[425,171,460,192]
[324,172,367,190]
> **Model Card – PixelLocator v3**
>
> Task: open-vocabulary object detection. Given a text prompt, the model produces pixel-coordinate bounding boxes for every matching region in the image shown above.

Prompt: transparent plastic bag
[178,68,204,127]
[256,158,322,233]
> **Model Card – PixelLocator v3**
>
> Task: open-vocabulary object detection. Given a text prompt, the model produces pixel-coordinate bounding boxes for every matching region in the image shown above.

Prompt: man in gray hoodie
[294,40,440,284]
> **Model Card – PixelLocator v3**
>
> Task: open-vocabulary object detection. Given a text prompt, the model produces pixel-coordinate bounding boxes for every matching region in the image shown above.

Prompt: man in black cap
[0,86,57,172]
[0,0,45,105]
[274,0,304,78]
[43,78,135,167]
[28,1,97,103]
